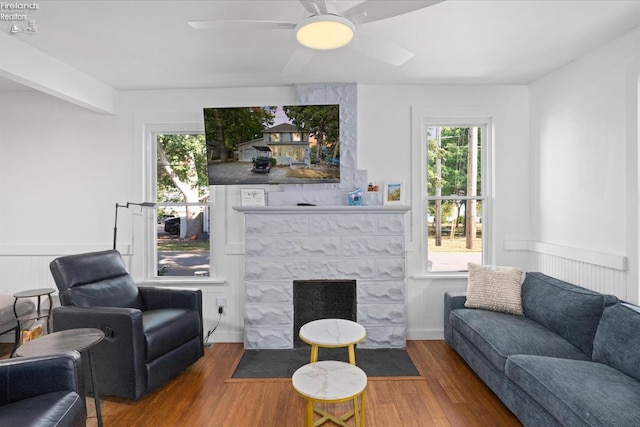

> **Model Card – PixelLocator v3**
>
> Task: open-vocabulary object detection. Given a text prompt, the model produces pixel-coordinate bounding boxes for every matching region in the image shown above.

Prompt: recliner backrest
[50,249,146,310]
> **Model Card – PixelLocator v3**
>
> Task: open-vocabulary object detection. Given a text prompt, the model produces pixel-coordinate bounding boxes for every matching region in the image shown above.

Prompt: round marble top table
[299,318,366,365]
[15,328,104,356]
[292,360,367,427]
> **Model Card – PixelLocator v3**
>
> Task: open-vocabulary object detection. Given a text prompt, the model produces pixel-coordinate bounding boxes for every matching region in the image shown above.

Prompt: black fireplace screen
[293,279,356,347]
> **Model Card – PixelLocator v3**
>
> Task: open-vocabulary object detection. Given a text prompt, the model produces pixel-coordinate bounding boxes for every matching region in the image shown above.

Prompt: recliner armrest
[138,287,204,352]
[0,351,85,403]
[138,287,202,313]
[53,305,143,331]
[52,305,148,399]
[52,305,145,345]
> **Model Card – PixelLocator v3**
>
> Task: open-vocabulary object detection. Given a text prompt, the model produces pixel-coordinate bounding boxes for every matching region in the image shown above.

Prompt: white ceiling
[1,0,639,92]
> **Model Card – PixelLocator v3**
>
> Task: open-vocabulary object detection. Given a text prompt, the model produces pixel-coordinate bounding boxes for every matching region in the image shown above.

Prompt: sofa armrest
[0,351,84,403]
[444,291,467,344]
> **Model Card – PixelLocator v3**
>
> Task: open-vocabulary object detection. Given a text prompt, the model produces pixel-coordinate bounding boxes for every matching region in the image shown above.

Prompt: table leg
[353,393,360,426]
[10,326,19,358]
[45,293,53,334]
[348,344,356,365]
[305,400,314,427]
[310,345,319,363]
[86,349,103,427]
[360,390,366,427]
[11,298,20,358]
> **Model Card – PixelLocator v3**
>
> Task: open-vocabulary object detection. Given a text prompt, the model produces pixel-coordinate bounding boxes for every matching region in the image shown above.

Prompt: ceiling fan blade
[282,47,316,75]
[343,0,444,25]
[350,31,414,66]
[299,0,329,16]
[188,20,296,30]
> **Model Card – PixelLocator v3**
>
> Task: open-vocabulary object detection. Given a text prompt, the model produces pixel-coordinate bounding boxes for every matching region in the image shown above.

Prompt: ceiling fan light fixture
[296,14,355,50]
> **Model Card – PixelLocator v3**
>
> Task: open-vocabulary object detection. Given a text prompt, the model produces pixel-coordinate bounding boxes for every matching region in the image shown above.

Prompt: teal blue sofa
[444,272,640,427]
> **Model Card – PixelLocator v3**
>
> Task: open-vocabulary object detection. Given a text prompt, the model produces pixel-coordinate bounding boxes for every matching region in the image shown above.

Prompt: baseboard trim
[407,329,443,340]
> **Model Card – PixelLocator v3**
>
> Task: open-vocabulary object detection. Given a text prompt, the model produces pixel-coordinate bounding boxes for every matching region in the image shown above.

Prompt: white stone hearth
[235,206,410,349]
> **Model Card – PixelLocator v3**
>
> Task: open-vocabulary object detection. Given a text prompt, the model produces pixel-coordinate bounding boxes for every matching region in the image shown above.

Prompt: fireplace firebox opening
[293,280,357,348]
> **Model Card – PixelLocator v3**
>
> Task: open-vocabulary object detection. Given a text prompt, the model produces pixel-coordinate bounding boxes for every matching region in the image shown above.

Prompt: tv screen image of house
[203,104,340,185]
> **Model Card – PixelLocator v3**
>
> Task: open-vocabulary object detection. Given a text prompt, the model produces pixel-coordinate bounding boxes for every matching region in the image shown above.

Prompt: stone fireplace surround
[234,82,409,349]
[236,205,409,349]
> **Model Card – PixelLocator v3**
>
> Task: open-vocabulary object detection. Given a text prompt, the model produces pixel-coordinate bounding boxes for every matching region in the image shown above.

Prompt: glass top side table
[11,287,55,357]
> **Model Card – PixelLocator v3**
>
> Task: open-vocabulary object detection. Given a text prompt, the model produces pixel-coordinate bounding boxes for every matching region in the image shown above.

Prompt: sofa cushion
[465,263,524,315]
[506,355,640,427]
[521,272,618,357]
[143,308,201,361]
[449,308,590,373]
[592,303,640,382]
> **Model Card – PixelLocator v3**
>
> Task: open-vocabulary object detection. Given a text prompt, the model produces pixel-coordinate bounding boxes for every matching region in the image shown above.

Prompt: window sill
[411,272,468,280]
[139,278,228,287]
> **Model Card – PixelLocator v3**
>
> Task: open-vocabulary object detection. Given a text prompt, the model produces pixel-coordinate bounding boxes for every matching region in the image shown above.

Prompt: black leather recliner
[49,249,204,400]
[0,351,87,426]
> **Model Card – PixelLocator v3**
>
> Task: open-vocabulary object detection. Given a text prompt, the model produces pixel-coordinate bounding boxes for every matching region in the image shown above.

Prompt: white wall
[0,86,298,343]
[2,24,637,343]
[529,27,639,302]
[358,85,530,339]
[0,83,529,342]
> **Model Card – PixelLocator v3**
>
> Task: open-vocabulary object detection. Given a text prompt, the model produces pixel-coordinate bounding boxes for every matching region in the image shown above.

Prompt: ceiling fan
[188,0,443,74]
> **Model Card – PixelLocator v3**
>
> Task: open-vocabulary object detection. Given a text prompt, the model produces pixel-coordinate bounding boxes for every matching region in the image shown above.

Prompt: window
[425,124,488,272]
[155,133,210,277]
[293,146,305,162]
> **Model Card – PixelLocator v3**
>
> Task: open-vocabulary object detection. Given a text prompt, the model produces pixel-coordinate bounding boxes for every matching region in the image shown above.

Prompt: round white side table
[292,360,367,427]
[299,318,366,365]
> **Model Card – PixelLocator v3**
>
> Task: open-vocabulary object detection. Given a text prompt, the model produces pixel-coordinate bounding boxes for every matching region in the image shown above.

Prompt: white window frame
[411,107,495,277]
[140,121,215,284]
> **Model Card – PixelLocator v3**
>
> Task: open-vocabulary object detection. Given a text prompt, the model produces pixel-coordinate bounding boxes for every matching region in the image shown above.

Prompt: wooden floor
[2,341,522,426]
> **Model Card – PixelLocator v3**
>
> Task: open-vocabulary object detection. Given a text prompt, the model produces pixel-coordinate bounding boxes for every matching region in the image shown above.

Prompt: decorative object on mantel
[348,188,364,206]
[383,181,405,205]
[240,188,266,207]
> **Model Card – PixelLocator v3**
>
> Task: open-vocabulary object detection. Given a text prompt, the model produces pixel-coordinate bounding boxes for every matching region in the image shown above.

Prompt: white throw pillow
[465,263,524,316]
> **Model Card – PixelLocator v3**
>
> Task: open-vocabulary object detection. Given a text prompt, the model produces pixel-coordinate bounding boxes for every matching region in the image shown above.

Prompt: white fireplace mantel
[233,205,411,214]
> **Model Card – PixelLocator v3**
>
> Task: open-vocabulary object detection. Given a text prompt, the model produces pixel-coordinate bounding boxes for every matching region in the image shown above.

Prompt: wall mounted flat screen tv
[203,104,340,185]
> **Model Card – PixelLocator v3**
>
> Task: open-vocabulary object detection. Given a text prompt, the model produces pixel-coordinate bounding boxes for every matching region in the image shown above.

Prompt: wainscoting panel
[530,252,628,300]
[1,254,64,295]
[504,240,628,300]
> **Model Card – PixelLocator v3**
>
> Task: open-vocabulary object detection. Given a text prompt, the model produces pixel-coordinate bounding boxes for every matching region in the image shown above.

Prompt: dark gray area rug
[231,347,421,379]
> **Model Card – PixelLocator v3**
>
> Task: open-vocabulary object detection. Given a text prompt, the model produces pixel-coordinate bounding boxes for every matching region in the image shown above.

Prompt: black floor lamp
[113,202,156,250]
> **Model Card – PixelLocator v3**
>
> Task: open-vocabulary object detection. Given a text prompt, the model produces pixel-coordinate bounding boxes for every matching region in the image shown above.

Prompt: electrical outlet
[216,297,227,308]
